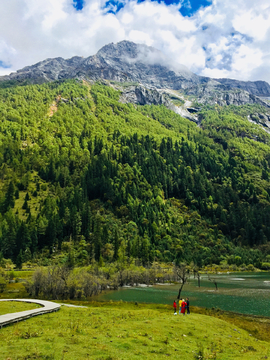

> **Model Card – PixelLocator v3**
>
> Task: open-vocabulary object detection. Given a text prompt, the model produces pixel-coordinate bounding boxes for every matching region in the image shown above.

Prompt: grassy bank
[192,306,270,343]
[0,301,41,315]
[0,301,269,359]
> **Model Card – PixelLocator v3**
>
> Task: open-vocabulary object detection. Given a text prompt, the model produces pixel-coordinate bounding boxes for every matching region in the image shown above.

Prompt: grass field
[0,301,269,360]
[0,301,41,316]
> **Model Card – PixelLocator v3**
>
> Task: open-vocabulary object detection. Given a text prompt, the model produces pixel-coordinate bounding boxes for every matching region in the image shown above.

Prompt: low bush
[261,262,270,270]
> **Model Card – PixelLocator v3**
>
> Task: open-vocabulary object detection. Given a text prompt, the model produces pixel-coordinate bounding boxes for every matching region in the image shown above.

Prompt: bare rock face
[119,85,170,106]
[249,112,270,129]
[93,41,203,89]
[185,82,270,108]
[0,41,202,89]
[1,40,270,111]
[214,78,270,97]
[0,56,84,83]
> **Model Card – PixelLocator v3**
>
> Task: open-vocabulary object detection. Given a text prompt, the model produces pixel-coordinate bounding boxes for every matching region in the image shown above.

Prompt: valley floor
[0,301,269,359]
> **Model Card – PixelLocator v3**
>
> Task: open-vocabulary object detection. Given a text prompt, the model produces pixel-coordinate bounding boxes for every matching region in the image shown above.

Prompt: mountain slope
[0,79,270,268]
[214,78,270,97]
[0,41,203,91]
[1,41,270,99]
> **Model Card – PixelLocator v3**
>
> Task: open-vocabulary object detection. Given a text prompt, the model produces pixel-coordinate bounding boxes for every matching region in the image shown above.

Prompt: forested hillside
[1,79,270,268]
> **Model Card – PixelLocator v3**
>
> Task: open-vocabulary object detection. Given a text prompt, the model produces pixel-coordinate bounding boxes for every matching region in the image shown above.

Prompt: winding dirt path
[0,299,61,328]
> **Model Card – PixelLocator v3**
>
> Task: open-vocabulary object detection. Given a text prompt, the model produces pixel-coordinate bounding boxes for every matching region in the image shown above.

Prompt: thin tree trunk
[177,283,184,299]
[197,273,201,288]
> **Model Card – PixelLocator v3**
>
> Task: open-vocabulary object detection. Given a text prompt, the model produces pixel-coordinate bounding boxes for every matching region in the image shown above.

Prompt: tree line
[0,80,270,269]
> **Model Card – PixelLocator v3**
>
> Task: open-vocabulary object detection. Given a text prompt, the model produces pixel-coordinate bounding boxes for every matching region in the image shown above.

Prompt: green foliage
[25,263,174,299]
[0,80,270,267]
[15,250,23,269]
[0,79,31,89]
[0,275,7,293]
[261,262,270,270]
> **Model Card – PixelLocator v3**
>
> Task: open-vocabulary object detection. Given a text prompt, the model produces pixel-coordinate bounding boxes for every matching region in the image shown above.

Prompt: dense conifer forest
[1,79,270,269]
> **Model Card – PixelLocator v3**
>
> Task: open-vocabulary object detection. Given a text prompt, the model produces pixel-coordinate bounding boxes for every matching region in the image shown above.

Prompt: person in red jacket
[181,299,186,315]
[173,300,177,314]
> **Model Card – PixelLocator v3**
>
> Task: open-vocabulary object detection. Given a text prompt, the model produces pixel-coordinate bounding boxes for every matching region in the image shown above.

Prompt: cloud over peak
[0,0,269,83]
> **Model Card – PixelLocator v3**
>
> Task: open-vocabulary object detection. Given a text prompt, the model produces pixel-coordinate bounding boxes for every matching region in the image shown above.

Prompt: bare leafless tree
[207,273,218,290]
[197,272,201,288]
[192,266,201,288]
[175,264,189,299]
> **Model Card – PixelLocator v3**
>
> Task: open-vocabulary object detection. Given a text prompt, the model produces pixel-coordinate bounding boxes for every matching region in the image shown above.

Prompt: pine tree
[113,228,119,261]
[3,181,15,213]
[15,249,23,269]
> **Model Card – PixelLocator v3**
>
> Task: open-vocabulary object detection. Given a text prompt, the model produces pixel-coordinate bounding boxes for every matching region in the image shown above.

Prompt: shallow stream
[96,272,270,316]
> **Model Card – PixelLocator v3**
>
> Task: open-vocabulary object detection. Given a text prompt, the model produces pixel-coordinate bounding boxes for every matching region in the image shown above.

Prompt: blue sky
[73,0,84,10]
[0,60,10,69]
[178,0,212,17]
[0,0,270,83]
[138,0,212,17]
[75,0,212,16]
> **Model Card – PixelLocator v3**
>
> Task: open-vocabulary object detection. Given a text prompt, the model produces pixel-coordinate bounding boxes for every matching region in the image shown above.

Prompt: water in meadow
[96,272,270,317]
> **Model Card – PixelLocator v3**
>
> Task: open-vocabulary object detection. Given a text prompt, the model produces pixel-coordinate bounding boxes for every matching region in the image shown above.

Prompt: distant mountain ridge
[213,78,270,97]
[1,40,270,98]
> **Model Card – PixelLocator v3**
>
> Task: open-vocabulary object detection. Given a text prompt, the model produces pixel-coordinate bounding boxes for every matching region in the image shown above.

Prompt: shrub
[261,262,270,270]
[247,264,255,271]
[0,276,7,293]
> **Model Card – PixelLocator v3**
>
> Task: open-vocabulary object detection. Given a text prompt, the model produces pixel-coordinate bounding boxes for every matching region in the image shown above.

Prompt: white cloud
[232,6,270,41]
[0,0,270,84]
[128,30,153,46]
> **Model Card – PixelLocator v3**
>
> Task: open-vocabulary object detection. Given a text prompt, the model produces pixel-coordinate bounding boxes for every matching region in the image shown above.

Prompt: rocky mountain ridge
[183,82,270,107]
[1,40,270,97]
[1,40,270,126]
[213,78,270,97]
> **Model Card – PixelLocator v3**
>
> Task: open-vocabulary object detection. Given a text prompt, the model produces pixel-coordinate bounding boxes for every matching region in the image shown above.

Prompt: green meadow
[0,301,270,360]
[0,301,41,315]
